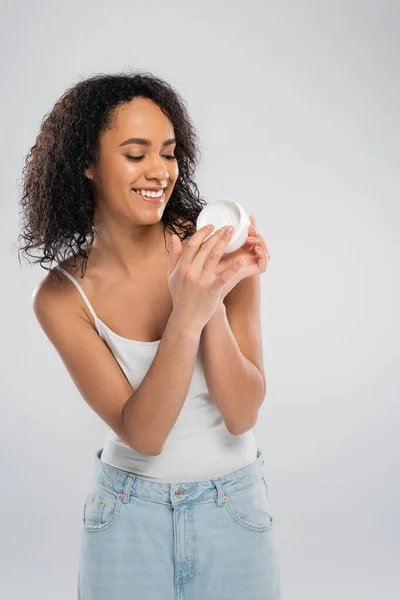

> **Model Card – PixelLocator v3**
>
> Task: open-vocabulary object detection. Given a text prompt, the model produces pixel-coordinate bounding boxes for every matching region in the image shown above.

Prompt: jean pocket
[224,475,274,532]
[82,484,123,533]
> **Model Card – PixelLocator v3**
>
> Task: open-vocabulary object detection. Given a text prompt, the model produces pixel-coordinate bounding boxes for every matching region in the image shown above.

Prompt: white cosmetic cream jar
[196,199,251,254]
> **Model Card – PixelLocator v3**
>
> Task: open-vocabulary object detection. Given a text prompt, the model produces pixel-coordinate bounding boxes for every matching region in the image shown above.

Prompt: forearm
[200,303,265,434]
[122,311,202,455]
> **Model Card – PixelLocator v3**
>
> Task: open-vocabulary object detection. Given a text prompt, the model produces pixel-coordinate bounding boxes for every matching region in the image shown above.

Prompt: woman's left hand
[214,215,271,277]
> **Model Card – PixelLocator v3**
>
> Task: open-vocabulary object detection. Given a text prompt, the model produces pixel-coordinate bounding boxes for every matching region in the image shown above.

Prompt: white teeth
[133,189,164,198]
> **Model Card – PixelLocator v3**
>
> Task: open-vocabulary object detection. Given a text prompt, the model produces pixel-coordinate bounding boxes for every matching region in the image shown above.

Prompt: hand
[167,224,247,331]
[214,215,270,279]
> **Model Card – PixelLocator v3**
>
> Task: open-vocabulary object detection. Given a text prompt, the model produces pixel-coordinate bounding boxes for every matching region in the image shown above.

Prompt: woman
[17,71,281,599]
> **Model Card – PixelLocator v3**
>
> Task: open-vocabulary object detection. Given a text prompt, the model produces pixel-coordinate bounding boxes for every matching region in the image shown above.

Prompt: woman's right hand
[167,224,245,332]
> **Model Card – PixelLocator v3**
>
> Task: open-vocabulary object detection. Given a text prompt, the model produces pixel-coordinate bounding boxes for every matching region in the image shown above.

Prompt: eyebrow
[119,137,176,147]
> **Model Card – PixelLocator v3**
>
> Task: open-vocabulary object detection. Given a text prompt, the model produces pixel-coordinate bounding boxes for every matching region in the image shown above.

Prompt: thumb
[168,233,183,275]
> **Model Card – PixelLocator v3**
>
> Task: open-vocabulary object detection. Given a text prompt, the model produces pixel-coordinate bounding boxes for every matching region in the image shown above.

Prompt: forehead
[107,97,174,141]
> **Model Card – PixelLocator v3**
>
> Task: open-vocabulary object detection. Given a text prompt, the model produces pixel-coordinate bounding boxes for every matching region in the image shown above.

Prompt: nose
[145,155,170,181]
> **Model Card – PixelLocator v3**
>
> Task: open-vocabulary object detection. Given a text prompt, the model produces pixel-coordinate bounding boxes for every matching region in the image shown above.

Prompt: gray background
[1,0,399,598]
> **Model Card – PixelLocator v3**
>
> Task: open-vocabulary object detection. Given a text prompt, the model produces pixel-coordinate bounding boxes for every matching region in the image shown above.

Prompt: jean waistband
[91,447,266,507]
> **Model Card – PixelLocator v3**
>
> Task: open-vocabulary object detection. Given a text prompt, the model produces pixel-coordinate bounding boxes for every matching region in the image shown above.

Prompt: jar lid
[196,199,251,254]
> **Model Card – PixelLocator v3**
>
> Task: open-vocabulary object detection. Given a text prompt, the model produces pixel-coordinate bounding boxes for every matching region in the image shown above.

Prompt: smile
[131,189,165,204]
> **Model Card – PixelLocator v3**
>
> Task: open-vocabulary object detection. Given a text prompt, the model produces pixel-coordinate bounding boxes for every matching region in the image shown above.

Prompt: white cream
[196,199,251,254]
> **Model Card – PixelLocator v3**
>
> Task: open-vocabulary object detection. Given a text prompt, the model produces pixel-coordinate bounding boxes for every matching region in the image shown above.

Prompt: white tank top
[55,264,258,482]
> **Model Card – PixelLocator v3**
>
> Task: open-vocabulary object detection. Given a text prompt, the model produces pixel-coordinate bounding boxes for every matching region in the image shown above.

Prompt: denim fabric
[78,447,282,599]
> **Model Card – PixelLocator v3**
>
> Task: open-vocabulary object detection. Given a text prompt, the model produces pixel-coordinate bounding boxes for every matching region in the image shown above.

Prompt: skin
[34,96,271,448]
[83,96,270,281]
[84,97,179,276]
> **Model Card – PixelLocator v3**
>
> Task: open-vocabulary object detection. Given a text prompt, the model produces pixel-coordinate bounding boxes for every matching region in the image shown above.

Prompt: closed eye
[126,155,176,161]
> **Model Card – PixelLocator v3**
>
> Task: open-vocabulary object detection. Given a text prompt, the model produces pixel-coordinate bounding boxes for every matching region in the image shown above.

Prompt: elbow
[129,439,164,456]
[143,447,163,456]
[226,413,258,436]
[146,443,164,456]
[226,392,263,435]
[121,426,164,456]
[127,432,164,456]
[121,406,164,456]
[227,423,255,436]
[227,377,265,435]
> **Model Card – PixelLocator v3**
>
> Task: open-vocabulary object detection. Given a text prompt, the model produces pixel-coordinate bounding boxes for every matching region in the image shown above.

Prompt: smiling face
[85,97,179,226]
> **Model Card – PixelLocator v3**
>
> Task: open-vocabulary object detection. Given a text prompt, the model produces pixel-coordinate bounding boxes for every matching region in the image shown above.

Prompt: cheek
[102,156,135,185]
[123,158,139,175]
[170,162,179,182]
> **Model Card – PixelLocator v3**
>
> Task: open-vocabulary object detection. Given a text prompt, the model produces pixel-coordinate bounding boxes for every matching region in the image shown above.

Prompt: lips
[131,189,165,203]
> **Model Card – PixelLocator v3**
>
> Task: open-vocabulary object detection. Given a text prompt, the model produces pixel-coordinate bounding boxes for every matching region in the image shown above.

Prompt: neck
[90,219,171,276]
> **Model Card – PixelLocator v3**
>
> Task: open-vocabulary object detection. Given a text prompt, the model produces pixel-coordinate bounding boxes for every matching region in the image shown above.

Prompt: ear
[84,168,93,180]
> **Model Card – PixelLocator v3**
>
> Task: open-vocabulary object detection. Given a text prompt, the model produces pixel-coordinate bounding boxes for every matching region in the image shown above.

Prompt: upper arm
[223,273,266,395]
[32,274,145,452]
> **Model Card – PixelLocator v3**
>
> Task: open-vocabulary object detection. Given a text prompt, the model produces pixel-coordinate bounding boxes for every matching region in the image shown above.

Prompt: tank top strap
[55,264,99,324]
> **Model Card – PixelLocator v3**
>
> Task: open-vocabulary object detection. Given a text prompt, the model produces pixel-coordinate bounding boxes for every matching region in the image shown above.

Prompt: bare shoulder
[32,254,91,328]
[30,257,148,452]
[31,213,194,320]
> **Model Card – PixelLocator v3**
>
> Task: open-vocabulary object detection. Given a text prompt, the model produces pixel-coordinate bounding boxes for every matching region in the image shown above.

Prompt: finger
[214,256,247,296]
[178,224,217,270]
[246,235,265,251]
[168,233,182,275]
[254,245,269,268]
[218,256,264,297]
[191,225,234,276]
[245,236,259,247]
[260,241,270,259]
[246,234,264,243]
[248,217,257,235]
[200,226,236,275]
[246,234,270,257]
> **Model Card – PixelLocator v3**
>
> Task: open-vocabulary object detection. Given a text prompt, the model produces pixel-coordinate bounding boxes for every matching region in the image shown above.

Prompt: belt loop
[212,478,225,506]
[121,474,136,503]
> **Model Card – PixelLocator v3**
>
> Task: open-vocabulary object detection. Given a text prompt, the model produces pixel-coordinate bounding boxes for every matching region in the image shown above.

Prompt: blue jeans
[78,447,282,599]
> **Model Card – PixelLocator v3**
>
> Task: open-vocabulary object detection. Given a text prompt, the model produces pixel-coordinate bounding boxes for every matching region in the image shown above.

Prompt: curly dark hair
[16,70,207,279]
